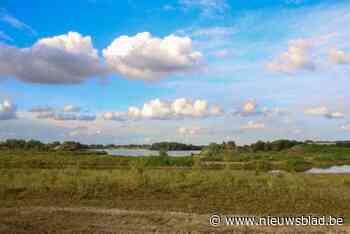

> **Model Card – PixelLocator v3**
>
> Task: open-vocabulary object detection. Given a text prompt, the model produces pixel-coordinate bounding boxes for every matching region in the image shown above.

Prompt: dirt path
[0,207,349,233]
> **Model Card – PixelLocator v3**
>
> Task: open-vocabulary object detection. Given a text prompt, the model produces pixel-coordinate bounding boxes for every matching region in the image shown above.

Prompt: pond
[306,165,350,174]
[96,149,201,157]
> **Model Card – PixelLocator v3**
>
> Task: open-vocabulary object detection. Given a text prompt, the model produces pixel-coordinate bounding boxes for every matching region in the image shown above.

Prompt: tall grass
[1,167,350,216]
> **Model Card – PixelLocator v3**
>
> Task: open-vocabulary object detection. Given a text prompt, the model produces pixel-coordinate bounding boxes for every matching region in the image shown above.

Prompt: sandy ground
[0,207,349,234]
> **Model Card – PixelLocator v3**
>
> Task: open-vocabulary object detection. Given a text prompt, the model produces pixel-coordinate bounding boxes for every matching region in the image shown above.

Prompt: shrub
[284,158,312,172]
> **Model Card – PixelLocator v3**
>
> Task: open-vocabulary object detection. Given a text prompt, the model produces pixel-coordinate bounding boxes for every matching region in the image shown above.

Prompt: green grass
[1,149,350,221]
[1,167,350,218]
[0,150,194,169]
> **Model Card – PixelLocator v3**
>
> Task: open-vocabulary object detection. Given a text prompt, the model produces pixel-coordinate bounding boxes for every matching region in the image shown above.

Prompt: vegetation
[0,139,204,151]
[1,138,350,221]
[150,142,203,151]
[1,168,350,218]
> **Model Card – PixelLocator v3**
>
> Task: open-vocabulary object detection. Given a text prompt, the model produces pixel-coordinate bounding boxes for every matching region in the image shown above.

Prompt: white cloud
[211,104,223,115]
[325,112,345,119]
[102,112,127,121]
[37,32,98,59]
[304,106,329,115]
[0,32,105,84]
[267,39,315,74]
[35,112,96,121]
[234,100,287,117]
[261,107,288,117]
[172,98,208,117]
[304,106,345,119]
[242,121,265,130]
[30,104,95,121]
[103,32,202,81]
[103,98,222,121]
[63,105,81,113]
[242,100,257,114]
[328,49,349,64]
[341,123,350,130]
[177,126,201,136]
[0,100,16,120]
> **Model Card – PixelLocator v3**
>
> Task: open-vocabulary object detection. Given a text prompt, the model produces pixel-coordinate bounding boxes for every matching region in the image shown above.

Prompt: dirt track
[0,207,349,234]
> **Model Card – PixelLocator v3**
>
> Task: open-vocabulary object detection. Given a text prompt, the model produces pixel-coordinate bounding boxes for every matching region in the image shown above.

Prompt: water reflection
[307,165,350,174]
[99,149,201,157]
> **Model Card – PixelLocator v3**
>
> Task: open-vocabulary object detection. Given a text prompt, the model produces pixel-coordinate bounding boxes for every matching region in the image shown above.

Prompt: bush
[284,158,312,172]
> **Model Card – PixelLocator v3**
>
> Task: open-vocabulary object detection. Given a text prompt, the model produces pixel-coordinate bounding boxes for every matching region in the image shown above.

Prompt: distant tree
[150,142,203,151]
[57,141,86,151]
[251,141,266,152]
[159,149,170,165]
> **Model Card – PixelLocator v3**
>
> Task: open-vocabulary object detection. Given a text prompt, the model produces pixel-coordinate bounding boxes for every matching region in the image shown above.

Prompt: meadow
[1,144,350,221]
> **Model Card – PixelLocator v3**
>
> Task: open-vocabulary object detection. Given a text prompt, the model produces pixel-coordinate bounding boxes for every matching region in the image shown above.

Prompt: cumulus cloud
[325,112,345,119]
[328,49,349,64]
[211,104,223,115]
[103,98,222,121]
[102,112,127,121]
[341,123,350,130]
[261,107,288,117]
[242,121,265,129]
[30,104,95,121]
[267,39,315,74]
[0,100,16,120]
[304,106,329,115]
[304,106,344,119]
[177,126,202,136]
[242,100,257,114]
[103,32,202,81]
[63,105,81,113]
[234,100,287,118]
[36,112,96,121]
[0,32,105,84]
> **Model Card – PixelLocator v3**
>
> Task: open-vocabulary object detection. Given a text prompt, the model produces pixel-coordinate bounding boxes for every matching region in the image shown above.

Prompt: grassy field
[1,146,350,232]
[1,167,350,217]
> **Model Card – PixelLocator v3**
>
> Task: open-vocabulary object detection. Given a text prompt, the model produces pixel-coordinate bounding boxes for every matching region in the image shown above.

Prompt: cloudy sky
[1,0,350,145]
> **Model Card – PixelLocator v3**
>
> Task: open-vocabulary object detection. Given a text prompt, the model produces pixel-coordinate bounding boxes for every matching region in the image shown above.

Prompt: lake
[306,165,350,174]
[98,149,201,157]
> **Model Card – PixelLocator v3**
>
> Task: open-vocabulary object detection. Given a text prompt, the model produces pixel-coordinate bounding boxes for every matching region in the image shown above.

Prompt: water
[307,165,350,174]
[98,149,201,157]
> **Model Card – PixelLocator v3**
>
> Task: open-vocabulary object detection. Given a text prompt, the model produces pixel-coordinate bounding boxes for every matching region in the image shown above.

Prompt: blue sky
[0,0,350,145]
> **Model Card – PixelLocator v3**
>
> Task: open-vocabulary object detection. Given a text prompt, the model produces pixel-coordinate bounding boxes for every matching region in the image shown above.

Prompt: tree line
[1,138,350,152]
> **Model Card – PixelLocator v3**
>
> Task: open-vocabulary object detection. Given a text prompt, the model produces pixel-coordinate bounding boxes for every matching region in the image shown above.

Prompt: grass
[2,144,350,172]
[1,167,350,218]
[0,149,193,169]
[1,147,350,222]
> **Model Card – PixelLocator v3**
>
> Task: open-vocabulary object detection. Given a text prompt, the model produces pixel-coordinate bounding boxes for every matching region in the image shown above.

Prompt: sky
[0,0,350,145]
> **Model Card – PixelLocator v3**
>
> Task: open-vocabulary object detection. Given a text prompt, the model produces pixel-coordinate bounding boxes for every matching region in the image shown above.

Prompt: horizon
[1,0,350,145]
[1,137,349,147]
